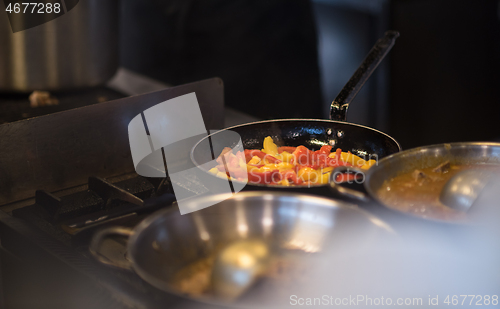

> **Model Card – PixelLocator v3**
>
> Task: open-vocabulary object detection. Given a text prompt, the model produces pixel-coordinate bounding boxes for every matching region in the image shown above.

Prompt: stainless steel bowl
[90,191,395,306]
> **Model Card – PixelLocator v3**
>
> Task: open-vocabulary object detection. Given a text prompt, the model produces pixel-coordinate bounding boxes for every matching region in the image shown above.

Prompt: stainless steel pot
[331,142,500,223]
[0,0,119,92]
[90,191,395,307]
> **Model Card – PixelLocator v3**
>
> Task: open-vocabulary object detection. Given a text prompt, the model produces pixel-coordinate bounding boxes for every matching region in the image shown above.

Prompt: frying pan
[191,31,401,193]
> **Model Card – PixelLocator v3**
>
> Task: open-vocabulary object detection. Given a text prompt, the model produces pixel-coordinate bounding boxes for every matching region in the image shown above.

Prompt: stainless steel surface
[0,78,224,206]
[90,191,394,306]
[330,30,399,121]
[211,240,269,301]
[334,142,500,222]
[0,0,119,91]
[440,169,495,212]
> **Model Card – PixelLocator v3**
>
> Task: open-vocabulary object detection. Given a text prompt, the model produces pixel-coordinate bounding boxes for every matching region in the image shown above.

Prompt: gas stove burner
[12,175,175,247]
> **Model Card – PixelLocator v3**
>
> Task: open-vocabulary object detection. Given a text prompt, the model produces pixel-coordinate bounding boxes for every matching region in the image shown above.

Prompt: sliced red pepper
[248,164,265,168]
[227,156,239,168]
[334,173,361,183]
[278,146,297,154]
[311,153,328,167]
[217,147,236,165]
[247,169,281,184]
[244,149,258,162]
[220,147,232,157]
[280,169,303,185]
[244,149,281,164]
[234,150,245,162]
[292,146,313,165]
[335,148,342,161]
[324,157,353,168]
[264,155,282,164]
[226,168,248,179]
[296,163,320,171]
[316,145,332,155]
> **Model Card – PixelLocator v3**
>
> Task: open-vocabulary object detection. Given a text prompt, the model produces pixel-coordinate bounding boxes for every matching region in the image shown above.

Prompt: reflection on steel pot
[90,192,394,307]
[0,0,119,92]
[331,142,500,223]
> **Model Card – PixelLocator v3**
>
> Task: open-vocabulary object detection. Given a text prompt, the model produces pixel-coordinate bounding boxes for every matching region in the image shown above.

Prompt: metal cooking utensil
[440,169,495,212]
[331,30,400,121]
[211,239,270,301]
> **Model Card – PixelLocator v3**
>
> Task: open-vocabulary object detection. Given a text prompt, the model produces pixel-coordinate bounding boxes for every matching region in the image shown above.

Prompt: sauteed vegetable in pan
[209,136,376,186]
[191,32,400,192]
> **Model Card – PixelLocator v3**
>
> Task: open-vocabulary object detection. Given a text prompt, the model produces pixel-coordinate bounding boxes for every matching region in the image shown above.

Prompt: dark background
[389,0,500,149]
[120,0,500,150]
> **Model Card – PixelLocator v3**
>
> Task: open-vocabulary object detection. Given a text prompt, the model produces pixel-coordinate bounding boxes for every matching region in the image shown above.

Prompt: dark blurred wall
[389,0,500,149]
[120,0,323,119]
[312,1,388,130]
[119,0,500,148]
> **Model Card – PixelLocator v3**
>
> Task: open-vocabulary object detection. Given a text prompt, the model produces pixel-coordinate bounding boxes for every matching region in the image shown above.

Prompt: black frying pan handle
[330,30,400,122]
[329,166,370,202]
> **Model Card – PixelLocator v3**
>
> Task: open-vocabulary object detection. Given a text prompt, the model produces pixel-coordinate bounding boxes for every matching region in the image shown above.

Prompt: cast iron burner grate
[12,175,176,247]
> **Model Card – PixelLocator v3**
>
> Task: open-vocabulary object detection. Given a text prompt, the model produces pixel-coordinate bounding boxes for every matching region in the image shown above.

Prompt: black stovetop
[0,172,216,309]
[0,79,227,309]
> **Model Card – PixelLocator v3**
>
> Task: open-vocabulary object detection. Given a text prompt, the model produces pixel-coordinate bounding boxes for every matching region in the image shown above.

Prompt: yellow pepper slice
[276,162,295,170]
[321,167,334,174]
[262,136,279,156]
[280,151,294,163]
[247,165,260,172]
[279,178,291,186]
[297,167,319,182]
[238,158,248,170]
[248,156,261,165]
[339,152,366,167]
[360,159,376,170]
[317,172,331,184]
[216,171,228,178]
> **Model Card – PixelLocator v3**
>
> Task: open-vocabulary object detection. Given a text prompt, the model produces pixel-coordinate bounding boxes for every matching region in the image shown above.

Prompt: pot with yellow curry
[331,142,500,222]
